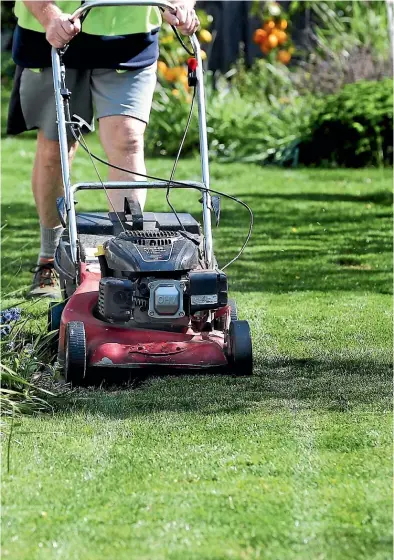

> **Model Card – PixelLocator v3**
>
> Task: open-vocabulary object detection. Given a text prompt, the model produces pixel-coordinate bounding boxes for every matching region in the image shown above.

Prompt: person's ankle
[38,257,55,265]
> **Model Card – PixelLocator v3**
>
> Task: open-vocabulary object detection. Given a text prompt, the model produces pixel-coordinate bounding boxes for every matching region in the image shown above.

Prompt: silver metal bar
[190,35,213,268]
[72,181,206,193]
[51,48,78,264]
[71,0,174,21]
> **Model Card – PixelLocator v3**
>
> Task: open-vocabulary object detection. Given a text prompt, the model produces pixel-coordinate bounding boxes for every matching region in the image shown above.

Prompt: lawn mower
[48,0,253,385]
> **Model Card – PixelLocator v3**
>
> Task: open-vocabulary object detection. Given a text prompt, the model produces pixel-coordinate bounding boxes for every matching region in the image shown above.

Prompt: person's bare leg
[29,130,78,298]
[32,129,77,229]
[98,115,147,212]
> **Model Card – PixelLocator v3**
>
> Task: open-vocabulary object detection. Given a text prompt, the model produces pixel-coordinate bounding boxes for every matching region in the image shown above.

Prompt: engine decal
[134,242,175,262]
[191,294,218,305]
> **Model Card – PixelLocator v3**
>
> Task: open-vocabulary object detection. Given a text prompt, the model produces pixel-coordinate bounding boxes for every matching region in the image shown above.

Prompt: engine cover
[148,280,185,319]
[104,230,201,275]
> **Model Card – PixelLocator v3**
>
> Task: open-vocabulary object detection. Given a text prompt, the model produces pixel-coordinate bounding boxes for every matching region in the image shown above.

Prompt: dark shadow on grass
[2,181,392,295]
[234,190,393,206]
[63,356,392,419]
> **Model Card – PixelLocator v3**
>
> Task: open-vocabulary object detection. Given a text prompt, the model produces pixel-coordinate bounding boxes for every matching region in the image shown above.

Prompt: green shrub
[298,79,393,167]
[205,90,314,165]
[147,77,317,166]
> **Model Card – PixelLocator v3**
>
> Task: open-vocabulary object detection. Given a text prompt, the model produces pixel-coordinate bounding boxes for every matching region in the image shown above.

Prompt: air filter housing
[104,230,201,274]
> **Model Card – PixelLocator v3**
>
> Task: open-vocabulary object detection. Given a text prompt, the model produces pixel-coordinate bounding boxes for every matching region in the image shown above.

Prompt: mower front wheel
[64,321,87,386]
[229,320,253,376]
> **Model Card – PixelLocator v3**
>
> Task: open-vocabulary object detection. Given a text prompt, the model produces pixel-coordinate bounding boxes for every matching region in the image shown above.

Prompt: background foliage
[147,0,393,167]
[1,0,393,170]
[299,79,393,167]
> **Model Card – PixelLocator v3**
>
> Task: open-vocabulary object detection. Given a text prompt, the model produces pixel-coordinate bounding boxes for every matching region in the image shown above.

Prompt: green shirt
[14,1,162,36]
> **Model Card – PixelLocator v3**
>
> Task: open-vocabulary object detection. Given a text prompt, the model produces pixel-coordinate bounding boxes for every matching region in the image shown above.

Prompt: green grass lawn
[1,133,393,559]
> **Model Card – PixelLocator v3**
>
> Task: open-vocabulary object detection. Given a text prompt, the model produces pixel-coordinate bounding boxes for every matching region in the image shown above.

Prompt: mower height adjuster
[60,87,72,100]
[187,57,198,87]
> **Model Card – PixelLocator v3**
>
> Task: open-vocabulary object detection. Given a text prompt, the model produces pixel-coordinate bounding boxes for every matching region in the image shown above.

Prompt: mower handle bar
[53,0,212,267]
[72,181,207,194]
[70,0,175,21]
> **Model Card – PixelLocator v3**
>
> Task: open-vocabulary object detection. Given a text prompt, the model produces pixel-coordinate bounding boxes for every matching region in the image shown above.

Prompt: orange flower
[178,74,188,86]
[263,20,276,33]
[199,29,212,43]
[167,66,187,81]
[272,29,287,45]
[260,42,271,55]
[279,19,288,30]
[277,50,291,64]
[157,61,167,75]
[267,34,278,48]
[165,68,177,81]
[253,28,268,44]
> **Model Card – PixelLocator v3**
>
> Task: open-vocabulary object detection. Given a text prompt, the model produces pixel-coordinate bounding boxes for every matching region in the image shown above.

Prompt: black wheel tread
[229,319,253,376]
[65,321,86,384]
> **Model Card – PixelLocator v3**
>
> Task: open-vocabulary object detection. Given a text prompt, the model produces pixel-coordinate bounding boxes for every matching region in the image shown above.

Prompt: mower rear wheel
[229,320,253,376]
[64,321,87,386]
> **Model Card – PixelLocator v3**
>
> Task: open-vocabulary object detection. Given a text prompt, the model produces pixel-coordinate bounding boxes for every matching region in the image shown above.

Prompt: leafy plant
[290,1,392,94]
[205,89,315,165]
[298,78,393,167]
[146,79,317,166]
[228,56,298,103]
[1,363,55,417]
[0,306,69,416]
[306,1,390,59]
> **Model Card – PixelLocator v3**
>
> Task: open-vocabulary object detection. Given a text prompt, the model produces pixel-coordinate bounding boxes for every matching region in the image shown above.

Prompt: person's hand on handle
[163,0,200,36]
[45,13,81,48]
[23,1,82,49]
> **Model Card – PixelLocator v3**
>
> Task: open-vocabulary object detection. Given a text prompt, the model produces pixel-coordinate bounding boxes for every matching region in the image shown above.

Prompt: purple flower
[0,324,12,337]
[0,308,21,325]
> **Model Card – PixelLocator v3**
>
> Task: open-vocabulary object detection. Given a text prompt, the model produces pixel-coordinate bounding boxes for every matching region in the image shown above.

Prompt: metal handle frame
[52,0,213,271]
[71,0,175,20]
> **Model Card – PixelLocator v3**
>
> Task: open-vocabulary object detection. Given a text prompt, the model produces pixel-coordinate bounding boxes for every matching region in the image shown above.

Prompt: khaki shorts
[8,63,157,141]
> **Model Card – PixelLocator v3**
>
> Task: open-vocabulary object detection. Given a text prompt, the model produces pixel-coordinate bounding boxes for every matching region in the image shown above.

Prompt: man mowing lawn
[7,0,199,299]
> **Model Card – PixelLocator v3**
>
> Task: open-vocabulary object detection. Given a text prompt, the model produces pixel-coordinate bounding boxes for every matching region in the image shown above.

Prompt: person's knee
[37,132,76,168]
[102,117,145,159]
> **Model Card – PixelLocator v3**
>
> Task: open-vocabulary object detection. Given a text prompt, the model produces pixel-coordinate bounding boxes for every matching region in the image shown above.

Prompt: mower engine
[96,230,228,329]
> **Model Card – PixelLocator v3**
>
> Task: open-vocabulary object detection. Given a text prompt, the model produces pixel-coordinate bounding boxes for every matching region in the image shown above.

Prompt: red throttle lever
[187,57,198,87]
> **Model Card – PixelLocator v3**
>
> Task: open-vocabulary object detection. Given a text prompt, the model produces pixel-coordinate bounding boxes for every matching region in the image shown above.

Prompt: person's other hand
[163,1,200,36]
[45,13,81,48]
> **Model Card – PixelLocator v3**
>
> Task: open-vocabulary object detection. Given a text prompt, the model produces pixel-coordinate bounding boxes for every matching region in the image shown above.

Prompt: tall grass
[0,307,68,416]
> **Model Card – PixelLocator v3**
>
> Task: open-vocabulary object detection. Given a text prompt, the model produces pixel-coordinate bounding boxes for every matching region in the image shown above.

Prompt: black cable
[171,24,195,56]
[165,87,197,232]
